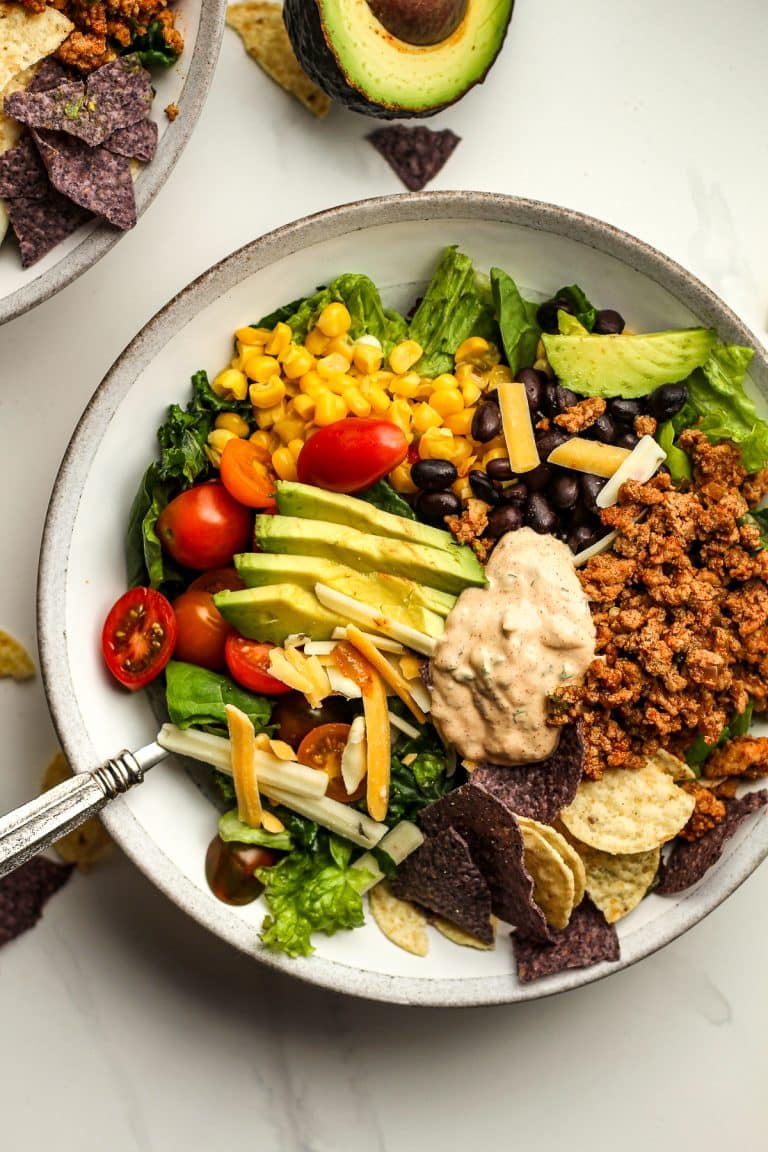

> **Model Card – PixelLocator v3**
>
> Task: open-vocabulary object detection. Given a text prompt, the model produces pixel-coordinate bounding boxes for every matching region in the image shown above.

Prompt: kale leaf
[356,479,416,520]
[125,19,180,68]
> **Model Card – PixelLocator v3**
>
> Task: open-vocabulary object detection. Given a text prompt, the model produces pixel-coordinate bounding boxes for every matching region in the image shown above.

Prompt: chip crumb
[226,2,331,118]
[0,855,73,947]
[432,914,496,950]
[368,880,428,957]
[0,629,35,679]
[164,101,179,122]
[41,751,113,870]
[367,125,461,192]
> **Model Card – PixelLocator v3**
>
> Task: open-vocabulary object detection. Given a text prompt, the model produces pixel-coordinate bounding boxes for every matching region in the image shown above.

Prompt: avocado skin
[283,0,515,119]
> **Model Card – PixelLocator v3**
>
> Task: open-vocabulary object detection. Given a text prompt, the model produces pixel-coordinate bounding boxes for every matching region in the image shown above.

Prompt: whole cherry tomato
[296,418,408,493]
[224,635,293,695]
[156,482,252,570]
[172,589,233,671]
[205,835,277,905]
[101,586,177,690]
[188,567,245,595]
[297,722,365,803]
[220,439,277,510]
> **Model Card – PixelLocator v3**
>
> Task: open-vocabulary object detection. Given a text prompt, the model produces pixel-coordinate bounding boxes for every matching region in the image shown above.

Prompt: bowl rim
[0,0,227,328]
[37,190,768,1007]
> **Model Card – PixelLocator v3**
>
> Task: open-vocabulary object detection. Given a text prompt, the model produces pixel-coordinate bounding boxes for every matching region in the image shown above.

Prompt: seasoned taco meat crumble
[551,430,768,781]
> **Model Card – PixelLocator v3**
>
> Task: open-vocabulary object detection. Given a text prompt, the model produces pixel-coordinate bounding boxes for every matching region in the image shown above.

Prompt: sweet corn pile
[204,302,536,505]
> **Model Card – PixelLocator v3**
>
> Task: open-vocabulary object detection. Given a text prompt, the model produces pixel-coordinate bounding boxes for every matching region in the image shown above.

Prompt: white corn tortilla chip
[517,815,587,907]
[574,840,660,924]
[432,915,496,950]
[369,880,428,956]
[0,3,73,92]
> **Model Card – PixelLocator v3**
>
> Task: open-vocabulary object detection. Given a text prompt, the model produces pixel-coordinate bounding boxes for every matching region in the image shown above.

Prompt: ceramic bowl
[38,192,768,1006]
[0,0,226,326]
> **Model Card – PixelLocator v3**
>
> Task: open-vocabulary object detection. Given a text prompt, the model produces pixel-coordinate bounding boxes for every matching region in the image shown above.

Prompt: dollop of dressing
[430,528,595,765]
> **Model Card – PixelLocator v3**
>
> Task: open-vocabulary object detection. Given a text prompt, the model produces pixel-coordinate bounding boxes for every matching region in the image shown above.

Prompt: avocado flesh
[254,515,486,595]
[541,328,717,399]
[234,552,451,636]
[214,585,345,643]
[275,481,456,551]
[283,0,515,118]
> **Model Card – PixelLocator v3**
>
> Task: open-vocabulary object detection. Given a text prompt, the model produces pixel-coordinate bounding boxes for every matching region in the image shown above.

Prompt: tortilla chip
[367,125,461,192]
[391,826,495,945]
[574,841,660,923]
[0,855,72,947]
[34,128,136,230]
[0,3,73,93]
[513,897,620,984]
[432,915,496,951]
[105,117,157,163]
[472,722,585,825]
[559,758,696,854]
[517,815,587,907]
[518,824,575,930]
[5,185,90,266]
[41,752,113,871]
[650,747,695,782]
[658,789,768,895]
[368,880,428,957]
[227,3,331,118]
[0,133,49,197]
[0,629,35,679]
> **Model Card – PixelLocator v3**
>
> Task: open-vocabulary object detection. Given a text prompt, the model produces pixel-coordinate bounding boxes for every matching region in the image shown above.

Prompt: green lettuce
[125,19,180,67]
[356,479,416,520]
[745,508,768,549]
[218,810,294,852]
[409,247,498,377]
[257,275,407,351]
[656,420,692,485]
[257,834,373,957]
[385,721,454,823]
[165,661,272,732]
[685,701,754,772]
[552,284,597,331]
[490,267,541,375]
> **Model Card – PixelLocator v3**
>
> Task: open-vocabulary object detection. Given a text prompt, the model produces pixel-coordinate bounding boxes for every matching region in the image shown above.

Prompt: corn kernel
[482,444,509,468]
[352,342,383,374]
[418,426,454,460]
[412,403,443,434]
[282,345,315,380]
[343,387,372,418]
[388,397,412,432]
[455,336,490,364]
[315,392,348,426]
[430,387,464,417]
[292,393,316,419]
[249,376,286,408]
[265,322,292,357]
[287,438,305,461]
[415,380,436,399]
[534,357,553,378]
[371,370,395,387]
[235,326,268,347]
[368,385,390,414]
[461,380,483,406]
[317,302,352,338]
[390,372,420,399]
[458,454,478,477]
[250,429,277,455]
[305,327,330,356]
[455,362,486,388]
[389,462,418,494]
[273,416,305,445]
[256,401,286,429]
[299,370,326,397]
[326,335,354,360]
[452,478,473,501]
[272,446,298,481]
[318,352,352,377]
[389,339,422,375]
[214,411,250,437]
[536,338,547,361]
[445,409,475,436]
[324,371,356,395]
[244,353,281,383]
[212,368,248,401]
[488,364,513,388]
[207,428,237,454]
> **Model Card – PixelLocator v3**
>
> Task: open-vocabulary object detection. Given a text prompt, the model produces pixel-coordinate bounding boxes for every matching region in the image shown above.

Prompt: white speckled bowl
[38,193,768,1005]
[0,0,226,326]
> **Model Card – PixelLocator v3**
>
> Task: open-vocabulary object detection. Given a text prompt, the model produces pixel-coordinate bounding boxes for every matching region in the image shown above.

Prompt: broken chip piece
[0,628,35,679]
[41,752,113,871]
[34,128,136,230]
[0,2,73,92]
[572,840,660,924]
[658,789,768,895]
[0,855,73,947]
[368,879,429,956]
[5,186,91,266]
[0,132,49,198]
[105,117,158,164]
[512,897,620,984]
[227,2,331,118]
[472,721,585,825]
[366,125,461,192]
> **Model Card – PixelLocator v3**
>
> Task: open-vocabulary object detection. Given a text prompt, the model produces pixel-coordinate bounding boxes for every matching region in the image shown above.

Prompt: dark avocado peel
[283,0,515,119]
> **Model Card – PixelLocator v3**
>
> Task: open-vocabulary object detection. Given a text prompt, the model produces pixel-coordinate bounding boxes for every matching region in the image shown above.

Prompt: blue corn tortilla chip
[29,58,70,93]
[658,789,768,896]
[105,117,158,163]
[419,783,551,941]
[391,827,494,945]
[0,134,49,199]
[5,189,91,267]
[472,722,585,825]
[34,129,136,230]
[367,125,461,192]
[4,80,95,142]
[87,54,152,133]
[513,897,620,984]
[0,856,73,946]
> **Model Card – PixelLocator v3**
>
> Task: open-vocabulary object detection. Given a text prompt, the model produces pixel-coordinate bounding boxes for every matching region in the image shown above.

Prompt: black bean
[471,401,502,443]
[500,482,528,503]
[616,430,640,451]
[514,367,542,414]
[581,473,607,512]
[608,397,643,425]
[468,470,500,504]
[591,413,617,444]
[485,388,501,405]
[550,474,579,510]
[567,524,599,553]
[414,490,461,523]
[594,309,625,335]
[486,457,514,482]
[542,380,560,415]
[525,493,558,534]
[535,429,569,459]
[648,383,688,423]
[524,463,553,492]
[537,295,575,334]
[486,503,523,537]
[410,459,457,491]
[556,385,580,410]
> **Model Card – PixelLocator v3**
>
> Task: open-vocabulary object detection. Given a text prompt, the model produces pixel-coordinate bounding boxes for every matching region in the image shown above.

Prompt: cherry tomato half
[220,439,278,510]
[224,635,293,695]
[188,566,245,595]
[205,835,277,905]
[156,482,252,570]
[296,418,408,493]
[297,722,365,803]
[172,589,233,671]
[101,586,177,690]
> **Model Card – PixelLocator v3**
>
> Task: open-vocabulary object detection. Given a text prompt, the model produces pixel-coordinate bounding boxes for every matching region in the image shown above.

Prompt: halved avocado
[283,0,515,119]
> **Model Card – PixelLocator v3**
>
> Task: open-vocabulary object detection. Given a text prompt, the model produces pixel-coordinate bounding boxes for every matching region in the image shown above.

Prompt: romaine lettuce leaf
[553,284,597,331]
[745,507,768,549]
[218,810,294,852]
[490,267,540,375]
[260,275,407,351]
[165,661,272,732]
[409,247,498,377]
[356,479,416,519]
[656,420,692,485]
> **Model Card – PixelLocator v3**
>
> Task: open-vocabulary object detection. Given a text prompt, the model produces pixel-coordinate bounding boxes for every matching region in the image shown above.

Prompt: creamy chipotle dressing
[430,529,595,765]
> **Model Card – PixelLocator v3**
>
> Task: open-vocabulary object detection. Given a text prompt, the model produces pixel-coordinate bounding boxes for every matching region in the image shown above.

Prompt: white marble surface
[1,2,768,1148]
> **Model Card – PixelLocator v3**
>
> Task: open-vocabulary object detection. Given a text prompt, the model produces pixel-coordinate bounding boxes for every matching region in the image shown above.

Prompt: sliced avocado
[214,584,344,643]
[234,552,453,635]
[275,481,455,551]
[254,515,486,595]
[541,328,717,399]
[283,0,515,119]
